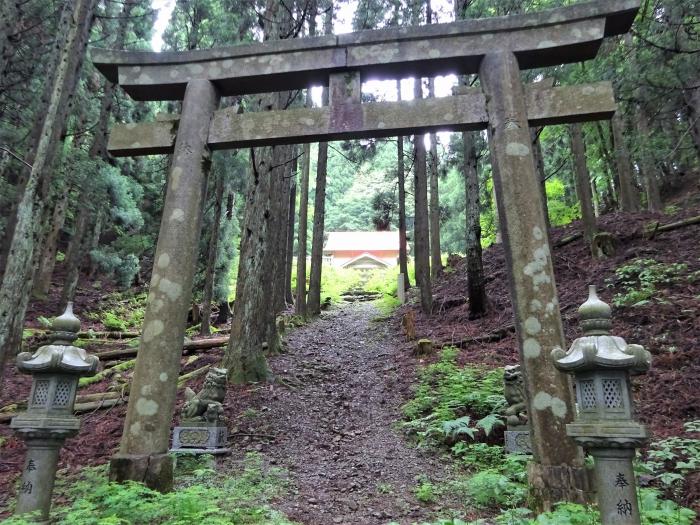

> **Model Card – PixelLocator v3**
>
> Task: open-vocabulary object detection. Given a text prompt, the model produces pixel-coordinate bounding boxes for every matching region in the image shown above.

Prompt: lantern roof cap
[51,302,81,334]
[551,285,651,373]
[16,304,99,376]
[579,285,612,334]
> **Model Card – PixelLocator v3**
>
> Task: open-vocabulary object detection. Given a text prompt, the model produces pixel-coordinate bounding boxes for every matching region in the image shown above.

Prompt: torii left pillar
[110,79,220,491]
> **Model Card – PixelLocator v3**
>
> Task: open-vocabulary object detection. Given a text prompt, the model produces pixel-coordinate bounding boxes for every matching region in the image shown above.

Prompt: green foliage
[463,469,527,508]
[3,454,296,525]
[544,178,580,227]
[94,292,147,332]
[637,420,700,494]
[415,489,694,525]
[402,347,506,446]
[415,478,439,504]
[441,414,504,441]
[609,258,688,307]
[318,265,364,303]
[101,312,127,332]
[637,488,696,524]
[450,443,505,471]
[90,249,141,291]
[363,263,415,313]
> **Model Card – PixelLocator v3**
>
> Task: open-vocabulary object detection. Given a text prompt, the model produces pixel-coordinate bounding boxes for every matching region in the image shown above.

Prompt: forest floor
[221,302,464,524]
[1,199,699,522]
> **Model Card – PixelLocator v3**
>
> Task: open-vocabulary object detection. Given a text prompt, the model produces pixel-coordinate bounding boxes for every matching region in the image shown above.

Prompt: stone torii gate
[92,0,639,504]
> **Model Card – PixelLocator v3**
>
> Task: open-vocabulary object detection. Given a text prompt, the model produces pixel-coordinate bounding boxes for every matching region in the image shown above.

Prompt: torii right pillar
[480,51,590,509]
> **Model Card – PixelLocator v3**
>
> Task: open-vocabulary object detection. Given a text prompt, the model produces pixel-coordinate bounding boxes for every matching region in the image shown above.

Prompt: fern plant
[402,347,506,447]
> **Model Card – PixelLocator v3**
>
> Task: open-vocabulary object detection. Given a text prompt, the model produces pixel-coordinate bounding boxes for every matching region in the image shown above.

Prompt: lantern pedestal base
[590,448,641,525]
[13,435,66,522]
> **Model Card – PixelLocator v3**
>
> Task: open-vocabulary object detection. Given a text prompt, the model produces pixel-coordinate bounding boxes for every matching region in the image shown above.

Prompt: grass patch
[3,453,297,524]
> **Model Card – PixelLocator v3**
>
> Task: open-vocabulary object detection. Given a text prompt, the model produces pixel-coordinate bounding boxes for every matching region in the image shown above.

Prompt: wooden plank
[108,82,615,156]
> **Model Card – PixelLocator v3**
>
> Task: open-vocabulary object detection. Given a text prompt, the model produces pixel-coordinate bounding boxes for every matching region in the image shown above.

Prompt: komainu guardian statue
[171,368,230,454]
[504,364,528,427]
[503,364,532,454]
[182,367,227,422]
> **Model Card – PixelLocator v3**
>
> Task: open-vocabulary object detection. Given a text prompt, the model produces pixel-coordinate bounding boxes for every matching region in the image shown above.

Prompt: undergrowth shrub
[608,258,688,307]
[413,488,694,525]
[92,291,147,332]
[463,469,527,508]
[636,420,700,499]
[3,453,295,525]
[401,347,506,446]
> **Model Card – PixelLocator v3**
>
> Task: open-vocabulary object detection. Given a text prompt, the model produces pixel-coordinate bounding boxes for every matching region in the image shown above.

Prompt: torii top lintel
[91,0,639,101]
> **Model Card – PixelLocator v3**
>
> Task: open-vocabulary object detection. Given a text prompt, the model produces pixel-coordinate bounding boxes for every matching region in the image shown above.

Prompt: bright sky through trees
[149,0,458,104]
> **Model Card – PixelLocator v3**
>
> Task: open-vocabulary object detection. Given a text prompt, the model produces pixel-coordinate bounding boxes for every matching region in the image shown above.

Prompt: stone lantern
[552,286,651,525]
[11,303,99,521]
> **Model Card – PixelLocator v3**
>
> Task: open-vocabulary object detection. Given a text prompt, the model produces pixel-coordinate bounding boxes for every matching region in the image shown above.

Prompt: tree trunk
[200,170,225,336]
[0,0,97,382]
[429,136,441,278]
[223,0,297,381]
[86,208,104,278]
[397,81,410,290]
[60,206,90,309]
[0,0,16,80]
[636,104,663,212]
[610,114,640,212]
[593,121,618,210]
[60,0,133,308]
[462,131,487,318]
[224,143,287,382]
[285,155,297,306]
[295,140,310,316]
[682,81,700,159]
[213,177,237,327]
[0,3,77,279]
[307,138,328,316]
[531,127,551,230]
[307,4,332,317]
[32,192,69,298]
[413,79,432,314]
[272,147,293,316]
[427,85,442,279]
[569,124,597,248]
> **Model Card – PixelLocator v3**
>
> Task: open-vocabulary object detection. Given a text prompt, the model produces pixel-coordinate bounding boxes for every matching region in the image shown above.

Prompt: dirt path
[222,302,455,525]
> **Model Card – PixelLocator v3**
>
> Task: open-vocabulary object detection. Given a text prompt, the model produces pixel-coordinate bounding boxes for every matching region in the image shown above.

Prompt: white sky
[149,0,457,143]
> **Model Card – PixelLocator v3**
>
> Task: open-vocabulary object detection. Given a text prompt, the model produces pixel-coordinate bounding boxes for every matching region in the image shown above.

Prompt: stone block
[171,424,229,453]
[505,427,532,454]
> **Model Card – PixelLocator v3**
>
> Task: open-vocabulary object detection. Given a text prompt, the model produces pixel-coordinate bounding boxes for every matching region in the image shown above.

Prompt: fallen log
[177,363,212,387]
[79,359,135,387]
[645,214,700,239]
[33,330,141,341]
[552,215,700,249]
[554,232,582,248]
[79,331,140,339]
[0,395,126,422]
[75,391,124,403]
[438,324,516,349]
[94,336,229,361]
[1,363,211,423]
[73,397,123,413]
